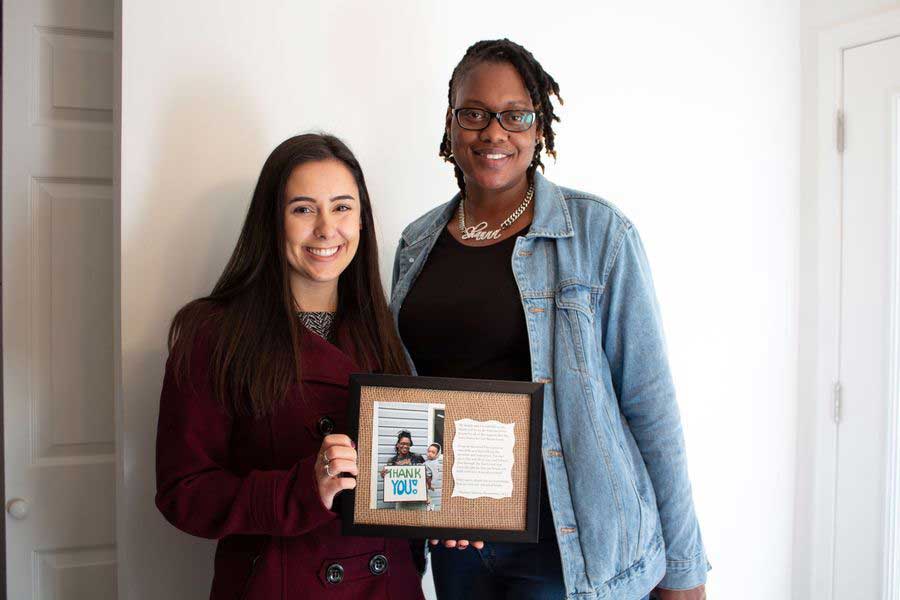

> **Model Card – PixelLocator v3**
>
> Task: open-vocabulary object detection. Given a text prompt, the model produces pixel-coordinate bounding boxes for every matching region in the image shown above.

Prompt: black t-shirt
[386,453,425,466]
[398,224,556,540]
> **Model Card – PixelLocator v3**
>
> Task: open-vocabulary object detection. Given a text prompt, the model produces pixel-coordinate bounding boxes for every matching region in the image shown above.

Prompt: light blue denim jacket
[390,172,709,599]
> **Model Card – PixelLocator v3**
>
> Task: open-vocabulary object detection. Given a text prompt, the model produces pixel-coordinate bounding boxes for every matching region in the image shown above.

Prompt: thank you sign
[383,465,426,502]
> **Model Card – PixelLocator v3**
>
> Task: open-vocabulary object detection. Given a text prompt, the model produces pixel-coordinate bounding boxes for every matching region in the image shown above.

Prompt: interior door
[833,34,900,600]
[2,1,116,598]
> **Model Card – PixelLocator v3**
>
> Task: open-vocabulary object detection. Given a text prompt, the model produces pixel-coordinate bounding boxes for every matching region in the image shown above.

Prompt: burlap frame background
[354,385,531,531]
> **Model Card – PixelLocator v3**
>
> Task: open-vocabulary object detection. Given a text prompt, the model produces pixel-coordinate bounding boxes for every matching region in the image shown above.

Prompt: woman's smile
[304,244,343,260]
[471,147,515,169]
[473,147,513,160]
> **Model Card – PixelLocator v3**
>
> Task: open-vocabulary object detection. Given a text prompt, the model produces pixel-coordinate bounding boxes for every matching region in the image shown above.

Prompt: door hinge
[836,110,845,154]
[833,381,842,424]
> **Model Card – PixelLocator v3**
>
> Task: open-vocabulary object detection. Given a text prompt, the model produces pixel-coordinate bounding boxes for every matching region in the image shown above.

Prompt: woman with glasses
[155,134,425,600]
[386,430,426,468]
[379,430,430,510]
[390,40,709,600]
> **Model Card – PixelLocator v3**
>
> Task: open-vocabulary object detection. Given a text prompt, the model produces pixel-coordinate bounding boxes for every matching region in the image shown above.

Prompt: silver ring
[325,463,336,478]
[321,451,331,465]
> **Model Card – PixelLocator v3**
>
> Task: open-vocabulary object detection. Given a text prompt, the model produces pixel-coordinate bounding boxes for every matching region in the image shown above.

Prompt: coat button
[325,563,344,584]
[369,554,388,575]
[317,416,335,437]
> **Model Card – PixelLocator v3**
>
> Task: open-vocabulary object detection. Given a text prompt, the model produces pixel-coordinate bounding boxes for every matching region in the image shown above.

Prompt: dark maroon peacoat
[155,324,425,600]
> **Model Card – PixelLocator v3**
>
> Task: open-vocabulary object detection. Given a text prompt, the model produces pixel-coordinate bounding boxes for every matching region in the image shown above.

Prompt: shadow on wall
[122,76,267,600]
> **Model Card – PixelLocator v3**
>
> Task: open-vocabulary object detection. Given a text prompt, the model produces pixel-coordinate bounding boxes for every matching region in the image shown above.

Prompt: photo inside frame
[370,401,445,512]
[353,384,532,533]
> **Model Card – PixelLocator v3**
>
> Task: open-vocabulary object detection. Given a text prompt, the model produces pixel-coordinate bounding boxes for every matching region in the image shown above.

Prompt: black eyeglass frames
[452,107,536,132]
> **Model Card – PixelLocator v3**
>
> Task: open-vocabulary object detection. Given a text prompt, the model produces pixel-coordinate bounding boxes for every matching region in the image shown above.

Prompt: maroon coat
[155,325,425,600]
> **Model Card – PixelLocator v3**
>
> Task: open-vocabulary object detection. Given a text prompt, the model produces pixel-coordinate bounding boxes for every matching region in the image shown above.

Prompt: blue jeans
[430,539,653,600]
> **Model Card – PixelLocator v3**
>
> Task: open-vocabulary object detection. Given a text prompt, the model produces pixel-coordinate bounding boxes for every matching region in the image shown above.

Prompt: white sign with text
[451,419,516,499]
[383,465,427,502]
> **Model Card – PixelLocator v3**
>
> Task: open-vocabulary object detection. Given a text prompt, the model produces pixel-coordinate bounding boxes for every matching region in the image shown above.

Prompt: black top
[398,224,556,541]
[399,226,531,380]
[386,453,425,466]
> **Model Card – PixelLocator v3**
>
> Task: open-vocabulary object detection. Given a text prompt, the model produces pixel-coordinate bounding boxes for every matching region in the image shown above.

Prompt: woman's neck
[464,176,530,225]
[291,277,338,312]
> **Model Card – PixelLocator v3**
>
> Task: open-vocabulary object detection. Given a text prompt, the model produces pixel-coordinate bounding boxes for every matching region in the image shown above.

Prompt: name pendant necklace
[458,182,534,242]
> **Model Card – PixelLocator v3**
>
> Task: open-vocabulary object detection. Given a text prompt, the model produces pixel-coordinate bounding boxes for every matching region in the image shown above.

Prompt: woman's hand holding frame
[429,538,485,550]
[317,434,358,510]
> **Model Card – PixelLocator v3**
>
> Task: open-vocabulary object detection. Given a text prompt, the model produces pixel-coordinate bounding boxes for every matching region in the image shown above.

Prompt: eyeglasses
[452,107,536,132]
[397,442,411,447]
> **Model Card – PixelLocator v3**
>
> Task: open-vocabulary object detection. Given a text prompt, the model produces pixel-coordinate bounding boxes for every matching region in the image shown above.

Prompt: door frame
[813,9,900,600]
[0,0,6,595]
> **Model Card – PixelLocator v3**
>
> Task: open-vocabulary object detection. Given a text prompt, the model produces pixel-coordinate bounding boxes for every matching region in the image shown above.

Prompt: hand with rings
[316,434,358,510]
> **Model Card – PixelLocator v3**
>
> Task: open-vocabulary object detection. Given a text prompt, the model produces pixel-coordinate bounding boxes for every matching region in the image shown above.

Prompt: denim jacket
[390,172,709,599]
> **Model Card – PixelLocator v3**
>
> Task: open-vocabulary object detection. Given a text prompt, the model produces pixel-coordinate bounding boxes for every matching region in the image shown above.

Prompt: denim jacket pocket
[613,415,660,563]
[555,281,601,376]
[554,279,598,320]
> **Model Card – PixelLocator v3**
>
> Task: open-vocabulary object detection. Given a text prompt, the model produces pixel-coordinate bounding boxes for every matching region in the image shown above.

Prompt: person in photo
[381,430,428,511]
[386,430,426,468]
[424,443,442,511]
[426,442,442,462]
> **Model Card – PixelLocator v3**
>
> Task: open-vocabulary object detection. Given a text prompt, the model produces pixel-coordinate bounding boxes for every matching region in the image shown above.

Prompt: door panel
[2,0,116,598]
[833,34,900,600]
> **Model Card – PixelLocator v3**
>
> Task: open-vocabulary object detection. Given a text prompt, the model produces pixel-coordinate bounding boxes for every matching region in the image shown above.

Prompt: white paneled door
[2,1,116,598]
[834,34,900,600]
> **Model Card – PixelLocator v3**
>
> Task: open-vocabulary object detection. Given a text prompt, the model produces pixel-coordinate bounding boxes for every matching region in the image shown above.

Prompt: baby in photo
[424,443,442,511]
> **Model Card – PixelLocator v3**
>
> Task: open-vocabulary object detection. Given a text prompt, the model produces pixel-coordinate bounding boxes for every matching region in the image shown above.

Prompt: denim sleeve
[599,224,710,590]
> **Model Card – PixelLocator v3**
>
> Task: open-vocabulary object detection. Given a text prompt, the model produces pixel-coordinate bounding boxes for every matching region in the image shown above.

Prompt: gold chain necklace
[457,183,534,242]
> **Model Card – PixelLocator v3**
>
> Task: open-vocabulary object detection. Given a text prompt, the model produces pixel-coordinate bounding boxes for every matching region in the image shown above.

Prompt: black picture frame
[340,374,544,543]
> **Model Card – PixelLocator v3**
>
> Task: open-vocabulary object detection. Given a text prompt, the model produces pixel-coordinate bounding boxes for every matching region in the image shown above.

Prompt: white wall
[118,2,802,598]
[794,2,900,599]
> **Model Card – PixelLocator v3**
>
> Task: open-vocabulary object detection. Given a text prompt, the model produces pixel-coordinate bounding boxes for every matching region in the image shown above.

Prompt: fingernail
[351,441,356,449]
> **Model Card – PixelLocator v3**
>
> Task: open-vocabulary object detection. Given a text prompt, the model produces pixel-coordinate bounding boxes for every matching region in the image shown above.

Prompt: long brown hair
[168,133,409,417]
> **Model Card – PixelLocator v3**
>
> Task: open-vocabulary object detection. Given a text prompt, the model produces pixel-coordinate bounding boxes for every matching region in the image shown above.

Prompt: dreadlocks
[439,39,563,193]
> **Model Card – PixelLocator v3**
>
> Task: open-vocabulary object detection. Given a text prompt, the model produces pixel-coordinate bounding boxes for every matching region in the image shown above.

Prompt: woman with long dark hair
[155,133,424,599]
[391,40,709,599]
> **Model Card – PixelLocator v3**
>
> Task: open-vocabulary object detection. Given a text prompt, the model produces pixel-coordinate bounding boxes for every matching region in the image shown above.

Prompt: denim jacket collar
[399,171,574,246]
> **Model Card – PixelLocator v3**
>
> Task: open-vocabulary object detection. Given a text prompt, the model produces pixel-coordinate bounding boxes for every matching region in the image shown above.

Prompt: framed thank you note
[340,374,545,543]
